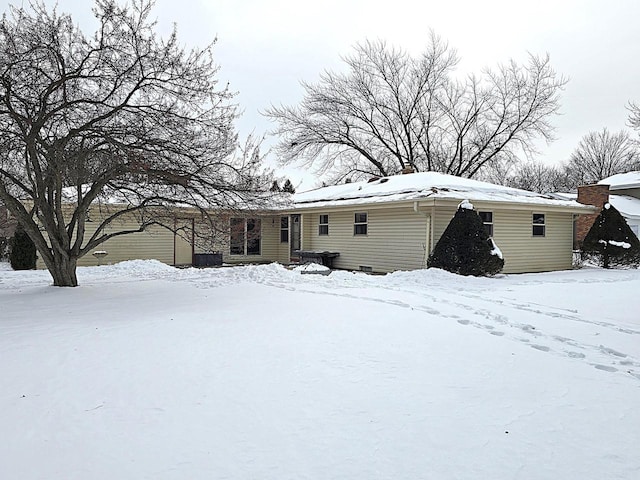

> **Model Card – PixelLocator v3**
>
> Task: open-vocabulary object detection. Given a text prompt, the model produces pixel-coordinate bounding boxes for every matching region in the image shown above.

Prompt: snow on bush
[599,239,631,249]
[458,199,474,210]
[490,238,503,259]
[582,203,640,268]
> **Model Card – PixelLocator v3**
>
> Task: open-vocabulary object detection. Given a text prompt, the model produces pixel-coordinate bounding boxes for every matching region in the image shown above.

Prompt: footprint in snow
[530,344,551,352]
[566,351,586,359]
[593,364,618,372]
[599,346,627,358]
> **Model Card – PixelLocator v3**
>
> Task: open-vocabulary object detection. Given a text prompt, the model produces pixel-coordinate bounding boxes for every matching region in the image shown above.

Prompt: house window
[280,216,289,243]
[532,213,545,237]
[319,214,329,235]
[479,211,493,237]
[230,218,245,254]
[246,218,261,255]
[230,218,261,255]
[354,212,368,235]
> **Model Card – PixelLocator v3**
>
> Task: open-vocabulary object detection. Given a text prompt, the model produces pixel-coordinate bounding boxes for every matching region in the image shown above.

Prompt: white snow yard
[1,261,639,480]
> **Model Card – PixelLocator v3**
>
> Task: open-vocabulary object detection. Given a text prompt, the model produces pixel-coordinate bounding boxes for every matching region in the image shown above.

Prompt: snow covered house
[563,171,640,245]
[287,172,594,274]
[27,182,292,270]
[598,171,640,237]
[29,205,293,269]
[28,172,596,274]
[30,206,292,269]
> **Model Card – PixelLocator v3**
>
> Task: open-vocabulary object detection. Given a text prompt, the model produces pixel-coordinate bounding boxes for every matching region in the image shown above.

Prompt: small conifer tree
[270,180,281,192]
[9,224,37,270]
[282,179,296,193]
[427,200,504,276]
[582,203,640,268]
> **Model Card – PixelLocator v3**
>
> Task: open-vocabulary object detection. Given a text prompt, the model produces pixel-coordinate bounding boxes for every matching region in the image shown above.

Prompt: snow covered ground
[1,261,639,479]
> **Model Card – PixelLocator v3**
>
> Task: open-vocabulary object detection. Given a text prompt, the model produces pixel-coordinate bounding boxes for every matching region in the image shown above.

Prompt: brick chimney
[575,184,610,246]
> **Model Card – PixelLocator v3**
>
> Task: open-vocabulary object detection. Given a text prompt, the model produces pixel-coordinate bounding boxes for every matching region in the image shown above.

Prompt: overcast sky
[3,0,639,188]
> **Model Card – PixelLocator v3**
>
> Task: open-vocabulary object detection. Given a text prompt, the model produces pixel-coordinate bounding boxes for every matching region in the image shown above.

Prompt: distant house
[287,172,594,274]
[598,172,640,237]
[559,171,640,245]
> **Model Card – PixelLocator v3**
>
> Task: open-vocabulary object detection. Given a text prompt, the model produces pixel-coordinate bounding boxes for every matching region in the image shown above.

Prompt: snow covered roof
[552,192,640,220]
[608,195,640,220]
[59,184,291,211]
[598,171,640,190]
[294,172,592,210]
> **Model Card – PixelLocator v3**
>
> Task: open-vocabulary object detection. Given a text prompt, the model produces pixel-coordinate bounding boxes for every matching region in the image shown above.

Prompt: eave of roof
[293,172,594,213]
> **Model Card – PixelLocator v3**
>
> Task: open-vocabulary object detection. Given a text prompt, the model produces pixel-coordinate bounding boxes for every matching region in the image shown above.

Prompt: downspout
[414,201,432,268]
[430,203,436,258]
[190,218,195,266]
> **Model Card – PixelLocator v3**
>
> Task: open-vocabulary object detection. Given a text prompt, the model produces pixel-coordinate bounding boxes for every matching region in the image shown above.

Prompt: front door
[290,214,301,255]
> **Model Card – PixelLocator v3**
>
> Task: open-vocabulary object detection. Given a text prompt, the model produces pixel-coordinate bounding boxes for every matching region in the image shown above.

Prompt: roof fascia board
[293,197,596,214]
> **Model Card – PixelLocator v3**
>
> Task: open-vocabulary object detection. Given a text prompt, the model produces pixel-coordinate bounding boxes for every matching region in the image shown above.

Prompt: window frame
[229,217,245,255]
[479,211,494,237]
[532,213,546,237]
[229,217,262,255]
[246,218,261,255]
[280,216,289,243]
[318,214,329,236]
[354,212,368,236]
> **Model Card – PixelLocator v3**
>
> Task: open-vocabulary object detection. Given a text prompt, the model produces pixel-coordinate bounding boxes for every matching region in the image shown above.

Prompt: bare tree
[565,128,640,186]
[503,161,570,194]
[0,1,270,286]
[266,33,566,182]
[628,101,640,132]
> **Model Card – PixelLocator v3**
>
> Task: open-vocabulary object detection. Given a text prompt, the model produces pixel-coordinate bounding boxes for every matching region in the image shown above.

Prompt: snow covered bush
[9,224,36,270]
[582,203,640,268]
[427,200,504,276]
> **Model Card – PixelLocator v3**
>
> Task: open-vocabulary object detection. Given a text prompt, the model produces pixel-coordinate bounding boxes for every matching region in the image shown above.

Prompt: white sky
[3,0,640,188]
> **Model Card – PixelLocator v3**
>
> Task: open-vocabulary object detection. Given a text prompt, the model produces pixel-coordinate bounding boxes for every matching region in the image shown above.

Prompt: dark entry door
[290,214,301,255]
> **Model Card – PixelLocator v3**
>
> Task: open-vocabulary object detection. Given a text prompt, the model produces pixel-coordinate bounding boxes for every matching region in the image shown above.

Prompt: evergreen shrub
[9,224,37,270]
[427,200,504,276]
[582,203,640,268]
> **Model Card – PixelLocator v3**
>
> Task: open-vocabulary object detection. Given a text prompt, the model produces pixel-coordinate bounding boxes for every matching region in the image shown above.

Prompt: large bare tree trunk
[49,254,78,287]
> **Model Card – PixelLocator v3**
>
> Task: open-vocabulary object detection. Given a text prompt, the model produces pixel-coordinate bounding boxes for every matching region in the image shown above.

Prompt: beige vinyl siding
[302,213,312,251]
[36,213,175,269]
[36,209,285,269]
[302,207,428,273]
[430,204,458,248]
[429,204,575,274]
[492,210,574,273]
